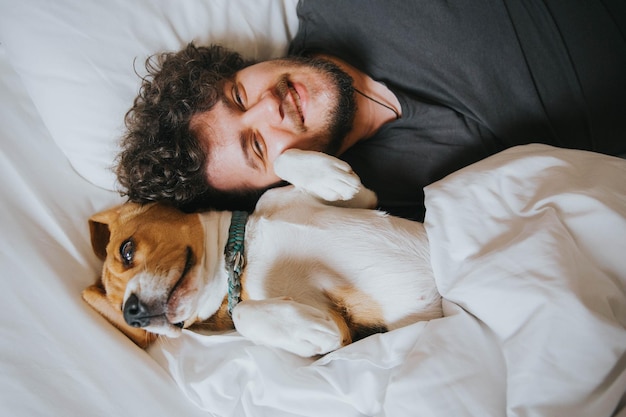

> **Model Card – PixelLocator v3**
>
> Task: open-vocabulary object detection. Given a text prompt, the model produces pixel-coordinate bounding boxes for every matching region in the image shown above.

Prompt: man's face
[191,56,355,192]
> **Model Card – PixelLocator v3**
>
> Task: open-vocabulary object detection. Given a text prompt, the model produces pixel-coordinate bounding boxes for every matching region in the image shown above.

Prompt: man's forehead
[192,102,251,169]
[191,101,232,147]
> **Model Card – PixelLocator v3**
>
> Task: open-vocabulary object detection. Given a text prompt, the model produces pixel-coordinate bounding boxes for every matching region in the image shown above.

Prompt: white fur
[233,298,343,357]
[125,150,441,357]
[273,148,366,202]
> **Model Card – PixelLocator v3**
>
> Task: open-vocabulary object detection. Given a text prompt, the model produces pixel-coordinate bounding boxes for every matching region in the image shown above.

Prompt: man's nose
[241,92,309,158]
[242,92,282,127]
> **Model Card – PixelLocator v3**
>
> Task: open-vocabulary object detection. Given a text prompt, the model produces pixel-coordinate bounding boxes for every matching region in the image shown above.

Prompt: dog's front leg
[274,149,377,208]
[232,298,349,357]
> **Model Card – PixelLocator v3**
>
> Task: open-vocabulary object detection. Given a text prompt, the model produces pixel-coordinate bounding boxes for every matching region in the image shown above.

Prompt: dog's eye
[119,239,135,266]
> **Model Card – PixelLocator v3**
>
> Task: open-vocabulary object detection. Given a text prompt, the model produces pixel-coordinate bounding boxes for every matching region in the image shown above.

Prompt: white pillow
[0,0,299,191]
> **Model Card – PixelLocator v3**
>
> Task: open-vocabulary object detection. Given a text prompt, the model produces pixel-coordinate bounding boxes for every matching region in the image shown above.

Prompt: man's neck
[316,54,402,154]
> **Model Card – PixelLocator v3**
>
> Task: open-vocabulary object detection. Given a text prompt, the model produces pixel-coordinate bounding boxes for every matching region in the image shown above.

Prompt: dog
[83,150,442,357]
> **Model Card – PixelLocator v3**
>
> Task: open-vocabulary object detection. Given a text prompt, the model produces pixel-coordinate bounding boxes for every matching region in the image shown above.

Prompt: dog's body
[84,150,442,357]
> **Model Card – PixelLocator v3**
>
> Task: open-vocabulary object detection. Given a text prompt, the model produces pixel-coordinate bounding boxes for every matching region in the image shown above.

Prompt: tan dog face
[83,203,206,347]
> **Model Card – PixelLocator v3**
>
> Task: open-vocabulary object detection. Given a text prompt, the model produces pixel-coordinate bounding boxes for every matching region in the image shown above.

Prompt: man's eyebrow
[240,130,259,170]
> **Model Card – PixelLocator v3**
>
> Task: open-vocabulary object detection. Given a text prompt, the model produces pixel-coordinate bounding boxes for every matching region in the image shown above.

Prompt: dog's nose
[123,294,151,328]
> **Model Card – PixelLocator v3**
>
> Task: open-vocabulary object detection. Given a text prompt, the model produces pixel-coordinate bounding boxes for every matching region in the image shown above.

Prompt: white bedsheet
[1,0,625,416]
[0,1,294,416]
[0,44,208,417]
[149,145,626,417]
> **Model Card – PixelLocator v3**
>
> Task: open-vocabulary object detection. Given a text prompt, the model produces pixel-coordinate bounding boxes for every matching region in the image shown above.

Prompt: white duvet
[150,144,626,417]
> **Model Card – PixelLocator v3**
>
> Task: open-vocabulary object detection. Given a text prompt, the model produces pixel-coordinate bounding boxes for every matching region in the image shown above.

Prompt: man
[117,0,626,221]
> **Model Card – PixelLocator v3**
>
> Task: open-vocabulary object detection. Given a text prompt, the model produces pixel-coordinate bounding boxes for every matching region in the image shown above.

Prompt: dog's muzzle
[123,294,184,329]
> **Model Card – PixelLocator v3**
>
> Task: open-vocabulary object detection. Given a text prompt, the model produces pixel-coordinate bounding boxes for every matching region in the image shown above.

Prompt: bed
[1,1,625,416]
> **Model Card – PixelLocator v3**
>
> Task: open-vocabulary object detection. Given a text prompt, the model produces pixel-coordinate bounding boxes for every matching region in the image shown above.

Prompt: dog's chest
[240,208,430,299]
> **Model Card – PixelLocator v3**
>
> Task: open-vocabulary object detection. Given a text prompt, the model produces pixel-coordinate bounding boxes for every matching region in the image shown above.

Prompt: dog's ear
[88,205,122,261]
[82,282,158,349]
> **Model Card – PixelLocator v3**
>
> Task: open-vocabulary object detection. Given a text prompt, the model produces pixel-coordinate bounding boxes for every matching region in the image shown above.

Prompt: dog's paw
[232,298,343,357]
[274,149,362,201]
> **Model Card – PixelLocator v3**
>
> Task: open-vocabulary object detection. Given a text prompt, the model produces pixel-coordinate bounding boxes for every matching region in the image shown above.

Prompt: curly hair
[115,43,263,212]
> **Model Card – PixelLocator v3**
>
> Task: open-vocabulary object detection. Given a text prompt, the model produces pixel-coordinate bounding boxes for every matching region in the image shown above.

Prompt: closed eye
[232,83,245,110]
[251,134,265,161]
[240,130,266,170]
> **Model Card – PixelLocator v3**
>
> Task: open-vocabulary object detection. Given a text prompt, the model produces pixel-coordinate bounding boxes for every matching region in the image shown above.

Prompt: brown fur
[82,190,441,355]
[83,203,206,347]
[189,298,234,333]
[325,287,388,343]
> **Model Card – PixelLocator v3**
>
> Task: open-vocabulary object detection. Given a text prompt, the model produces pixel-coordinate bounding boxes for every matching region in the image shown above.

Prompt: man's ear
[82,281,158,349]
[88,205,123,261]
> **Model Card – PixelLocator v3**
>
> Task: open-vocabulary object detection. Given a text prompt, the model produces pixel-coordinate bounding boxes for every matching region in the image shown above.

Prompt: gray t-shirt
[289,0,626,220]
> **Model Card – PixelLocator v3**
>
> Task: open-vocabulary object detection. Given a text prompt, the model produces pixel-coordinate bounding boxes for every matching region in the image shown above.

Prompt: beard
[276,55,357,156]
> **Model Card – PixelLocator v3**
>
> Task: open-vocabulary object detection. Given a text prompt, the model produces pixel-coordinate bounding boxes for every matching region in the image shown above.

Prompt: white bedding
[1,1,625,416]
[148,145,626,417]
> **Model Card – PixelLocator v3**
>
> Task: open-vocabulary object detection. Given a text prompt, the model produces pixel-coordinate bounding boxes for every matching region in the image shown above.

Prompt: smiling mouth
[277,76,305,129]
[288,83,304,123]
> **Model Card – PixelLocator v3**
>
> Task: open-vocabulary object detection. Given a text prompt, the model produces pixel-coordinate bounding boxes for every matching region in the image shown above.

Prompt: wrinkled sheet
[0,1,295,416]
[150,145,626,417]
[0,44,209,417]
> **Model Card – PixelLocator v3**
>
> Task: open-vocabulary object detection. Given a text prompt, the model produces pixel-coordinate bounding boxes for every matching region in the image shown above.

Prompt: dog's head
[82,202,208,348]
